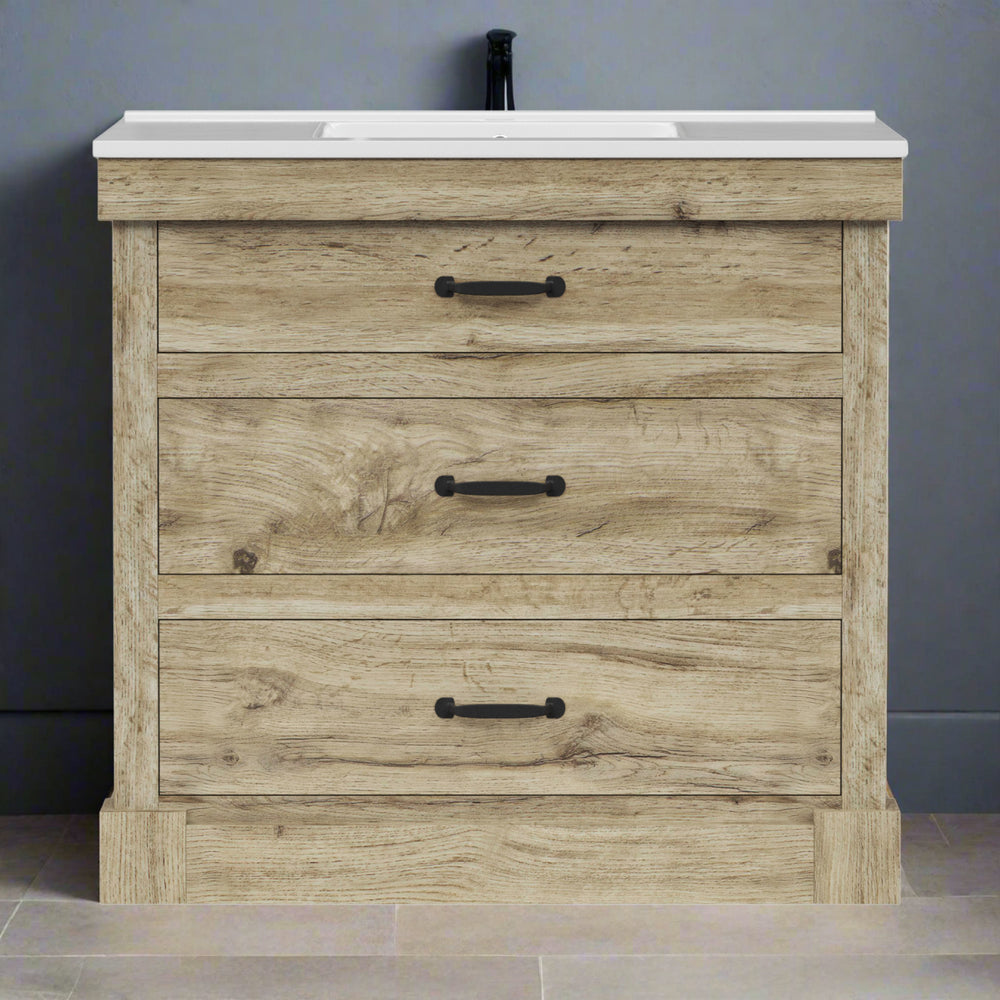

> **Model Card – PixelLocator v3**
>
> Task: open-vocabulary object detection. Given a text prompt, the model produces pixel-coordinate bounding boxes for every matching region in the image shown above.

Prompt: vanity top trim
[93,110,908,159]
[97,156,903,221]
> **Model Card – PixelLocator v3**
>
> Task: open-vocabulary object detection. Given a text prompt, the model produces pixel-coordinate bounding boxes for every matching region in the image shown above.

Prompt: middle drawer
[158,397,841,575]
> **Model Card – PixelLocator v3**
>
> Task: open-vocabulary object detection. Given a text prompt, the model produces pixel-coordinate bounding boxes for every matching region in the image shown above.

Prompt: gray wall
[1,0,997,812]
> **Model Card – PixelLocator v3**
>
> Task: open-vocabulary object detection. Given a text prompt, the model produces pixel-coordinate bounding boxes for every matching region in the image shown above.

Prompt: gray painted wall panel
[1,1,996,808]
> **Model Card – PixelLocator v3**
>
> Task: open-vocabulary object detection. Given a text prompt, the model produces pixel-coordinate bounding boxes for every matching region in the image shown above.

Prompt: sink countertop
[92,110,908,158]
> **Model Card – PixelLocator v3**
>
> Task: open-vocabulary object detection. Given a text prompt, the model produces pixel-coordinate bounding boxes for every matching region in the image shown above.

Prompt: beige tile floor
[0,813,997,998]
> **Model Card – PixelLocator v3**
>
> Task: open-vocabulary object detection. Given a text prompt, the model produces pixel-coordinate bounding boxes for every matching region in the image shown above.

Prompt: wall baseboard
[888,712,1000,812]
[0,712,111,813]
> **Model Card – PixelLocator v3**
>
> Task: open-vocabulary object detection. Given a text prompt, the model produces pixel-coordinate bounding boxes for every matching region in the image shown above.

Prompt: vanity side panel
[111,221,159,809]
[842,221,889,809]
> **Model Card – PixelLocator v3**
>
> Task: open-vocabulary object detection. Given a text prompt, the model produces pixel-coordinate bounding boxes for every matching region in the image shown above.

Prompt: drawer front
[158,221,842,353]
[159,620,841,796]
[158,398,841,575]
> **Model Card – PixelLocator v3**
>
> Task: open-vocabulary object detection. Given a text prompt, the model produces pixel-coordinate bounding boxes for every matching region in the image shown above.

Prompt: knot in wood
[233,548,259,574]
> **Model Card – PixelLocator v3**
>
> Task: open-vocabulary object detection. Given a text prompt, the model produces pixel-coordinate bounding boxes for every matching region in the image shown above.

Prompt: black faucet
[485,29,516,110]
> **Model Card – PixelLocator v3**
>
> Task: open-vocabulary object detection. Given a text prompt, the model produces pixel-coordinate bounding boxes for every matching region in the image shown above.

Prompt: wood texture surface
[158,398,841,575]
[173,793,839,827]
[157,351,844,398]
[157,221,841,353]
[842,222,889,809]
[157,573,843,620]
[813,799,901,903]
[103,154,899,903]
[111,222,159,809]
[158,620,841,796]
[185,815,815,903]
[99,800,186,903]
[98,157,903,222]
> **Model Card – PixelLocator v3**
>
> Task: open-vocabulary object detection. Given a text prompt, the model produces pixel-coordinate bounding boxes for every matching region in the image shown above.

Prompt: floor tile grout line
[930,814,951,846]
[23,814,77,901]
[67,956,86,1000]
[451,951,999,962]
[21,869,42,900]
[0,900,21,943]
[23,842,61,900]
[4,949,1000,959]
[0,815,75,903]
[527,950,1000,960]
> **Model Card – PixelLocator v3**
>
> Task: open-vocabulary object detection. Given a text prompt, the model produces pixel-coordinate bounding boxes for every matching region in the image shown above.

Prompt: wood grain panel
[159,620,841,796]
[842,222,889,809]
[157,221,841,353]
[173,793,839,827]
[111,222,159,810]
[185,817,815,903]
[157,574,843,620]
[157,352,844,398]
[99,800,186,903]
[158,398,842,575]
[98,157,903,222]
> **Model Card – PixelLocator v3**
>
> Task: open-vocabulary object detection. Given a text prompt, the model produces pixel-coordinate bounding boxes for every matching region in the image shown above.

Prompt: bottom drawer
[159,620,840,796]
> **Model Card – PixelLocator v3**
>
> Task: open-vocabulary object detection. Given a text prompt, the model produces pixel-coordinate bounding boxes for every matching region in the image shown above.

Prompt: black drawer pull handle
[435,697,566,720]
[435,474,565,497]
[435,275,566,298]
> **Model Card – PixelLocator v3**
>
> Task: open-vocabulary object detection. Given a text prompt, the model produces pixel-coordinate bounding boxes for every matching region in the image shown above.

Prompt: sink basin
[92,111,909,159]
[314,119,681,141]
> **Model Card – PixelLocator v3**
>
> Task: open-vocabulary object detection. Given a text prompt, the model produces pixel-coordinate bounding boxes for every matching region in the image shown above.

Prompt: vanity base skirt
[99,792,900,904]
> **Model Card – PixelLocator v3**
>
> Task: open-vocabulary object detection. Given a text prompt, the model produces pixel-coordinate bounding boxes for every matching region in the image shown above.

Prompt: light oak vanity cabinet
[98,153,902,904]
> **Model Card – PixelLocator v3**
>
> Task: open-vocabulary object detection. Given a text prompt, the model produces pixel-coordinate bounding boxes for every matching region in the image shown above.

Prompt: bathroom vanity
[94,111,906,904]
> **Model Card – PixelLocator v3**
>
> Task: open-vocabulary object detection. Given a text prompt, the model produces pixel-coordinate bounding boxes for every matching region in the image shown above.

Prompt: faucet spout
[485,29,516,111]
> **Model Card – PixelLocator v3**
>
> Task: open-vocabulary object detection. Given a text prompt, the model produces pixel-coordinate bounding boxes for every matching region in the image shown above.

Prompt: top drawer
[158,221,842,353]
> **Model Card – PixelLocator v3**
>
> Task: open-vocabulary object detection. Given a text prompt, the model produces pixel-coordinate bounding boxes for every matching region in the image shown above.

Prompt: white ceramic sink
[314,118,682,141]
[92,111,908,158]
